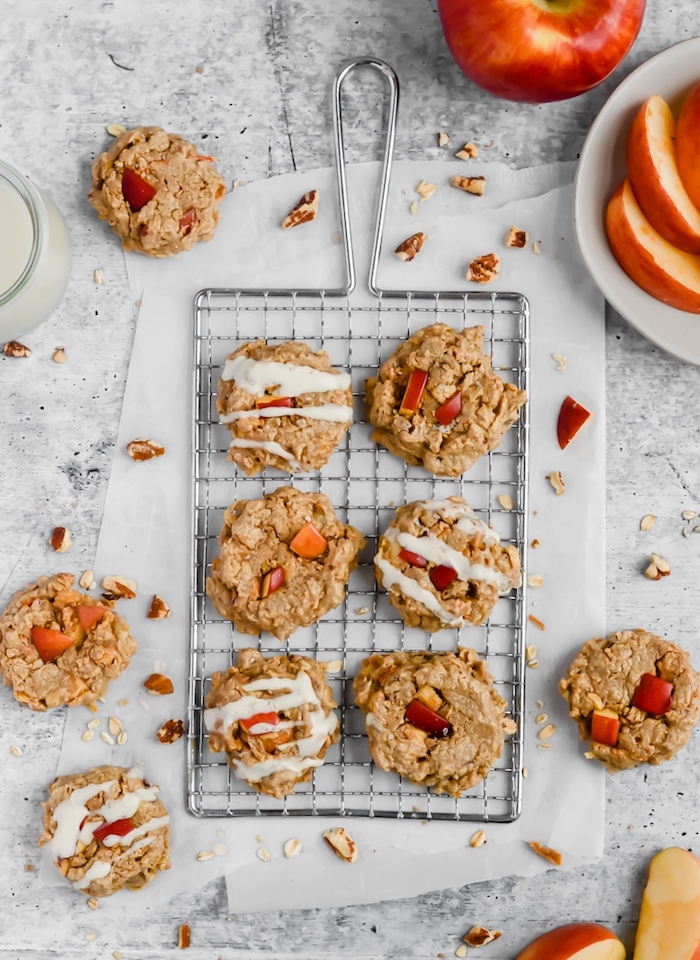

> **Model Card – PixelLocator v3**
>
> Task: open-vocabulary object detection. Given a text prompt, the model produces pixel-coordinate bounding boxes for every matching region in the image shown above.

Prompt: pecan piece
[282,189,319,229]
[144,673,174,696]
[451,174,485,196]
[505,225,528,248]
[148,594,171,619]
[101,575,137,599]
[322,827,357,863]
[4,340,31,358]
[52,347,67,363]
[395,232,425,262]
[157,719,186,743]
[467,253,499,284]
[645,553,671,580]
[463,925,502,947]
[126,439,165,461]
[455,141,479,159]
[50,526,73,553]
[177,924,191,949]
[528,841,562,866]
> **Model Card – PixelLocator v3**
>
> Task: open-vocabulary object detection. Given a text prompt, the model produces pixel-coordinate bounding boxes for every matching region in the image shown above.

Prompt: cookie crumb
[552,353,566,372]
[52,347,67,364]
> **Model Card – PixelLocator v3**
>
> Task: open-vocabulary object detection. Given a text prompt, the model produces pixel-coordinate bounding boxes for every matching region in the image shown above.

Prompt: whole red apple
[437,0,646,103]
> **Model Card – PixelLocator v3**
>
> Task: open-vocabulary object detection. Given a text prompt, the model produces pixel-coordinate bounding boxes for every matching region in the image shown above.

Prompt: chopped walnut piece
[101,575,136,599]
[177,924,191,949]
[455,141,479,160]
[437,132,450,146]
[451,174,485,196]
[528,841,562,866]
[126,439,165,461]
[467,252,499,283]
[463,926,502,947]
[50,526,72,553]
[157,719,186,743]
[144,673,174,695]
[505,225,528,248]
[282,189,319,229]
[323,827,357,863]
[4,340,31,358]
[148,595,171,619]
[52,347,67,364]
[548,471,566,495]
[640,514,656,531]
[395,232,425,262]
[645,553,671,580]
[416,179,437,201]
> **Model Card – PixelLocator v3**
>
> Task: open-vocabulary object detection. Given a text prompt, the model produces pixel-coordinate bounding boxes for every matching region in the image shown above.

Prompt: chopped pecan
[323,827,357,863]
[463,925,502,947]
[101,575,136,599]
[157,719,186,743]
[416,179,437,201]
[50,526,73,553]
[455,141,479,160]
[282,189,319,229]
[451,174,485,196]
[645,553,671,580]
[177,924,191,949]
[467,253,499,283]
[548,471,566,495]
[4,340,31,358]
[505,225,528,248]
[52,347,67,363]
[148,594,171,619]
[144,673,174,696]
[395,232,425,262]
[126,439,165,461]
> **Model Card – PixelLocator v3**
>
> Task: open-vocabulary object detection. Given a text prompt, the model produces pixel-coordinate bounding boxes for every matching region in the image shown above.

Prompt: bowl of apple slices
[575,37,700,366]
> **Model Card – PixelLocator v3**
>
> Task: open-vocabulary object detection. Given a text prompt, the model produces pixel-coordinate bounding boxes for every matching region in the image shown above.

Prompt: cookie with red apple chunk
[204,648,339,799]
[89,125,225,257]
[353,648,516,796]
[365,323,526,477]
[39,765,170,897]
[0,574,137,711]
[206,487,365,641]
[374,497,521,632]
[218,340,354,475]
[559,629,700,772]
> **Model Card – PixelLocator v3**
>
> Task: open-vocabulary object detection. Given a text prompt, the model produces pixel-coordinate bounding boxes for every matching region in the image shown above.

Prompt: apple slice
[93,818,133,845]
[398,548,428,568]
[515,923,625,960]
[256,396,292,410]
[290,521,328,559]
[429,565,458,591]
[627,95,700,253]
[632,674,674,715]
[404,699,453,738]
[434,390,462,426]
[260,566,285,598]
[557,396,592,449]
[606,178,700,313]
[30,626,75,664]
[399,369,428,417]
[77,606,105,630]
[591,709,620,747]
[634,847,700,960]
[676,80,700,211]
[240,712,279,733]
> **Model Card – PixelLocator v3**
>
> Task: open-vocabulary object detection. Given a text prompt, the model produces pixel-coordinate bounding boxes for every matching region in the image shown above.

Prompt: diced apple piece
[290,521,328,559]
[429,565,459,591]
[634,847,700,960]
[240,712,280,733]
[77,606,105,630]
[515,923,626,960]
[398,548,428,568]
[627,95,700,253]
[606,178,700,313]
[261,566,285,598]
[404,698,453,739]
[434,390,462,426]
[30,626,75,664]
[256,396,292,410]
[121,167,156,211]
[93,818,133,844]
[399,369,428,417]
[591,708,620,747]
[632,674,674,715]
[557,395,592,449]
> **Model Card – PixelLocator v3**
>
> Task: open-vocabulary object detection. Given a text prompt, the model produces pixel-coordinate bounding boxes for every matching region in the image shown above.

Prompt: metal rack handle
[332,57,400,296]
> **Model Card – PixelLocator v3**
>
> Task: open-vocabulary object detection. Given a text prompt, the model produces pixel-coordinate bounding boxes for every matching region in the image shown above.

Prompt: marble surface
[1,1,700,957]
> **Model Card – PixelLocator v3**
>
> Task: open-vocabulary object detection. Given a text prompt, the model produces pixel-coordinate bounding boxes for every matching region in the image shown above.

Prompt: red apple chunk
[240,712,280,733]
[261,566,285,598]
[404,698,453,738]
[289,521,328,559]
[93,818,133,844]
[429,565,459,591]
[557,395,592,449]
[256,396,293,409]
[399,369,428,417]
[398,548,428,568]
[77,606,105,630]
[30,626,75,664]
[121,166,156,211]
[434,390,462,426]
[632,673,674,715]
[590,708,620,747]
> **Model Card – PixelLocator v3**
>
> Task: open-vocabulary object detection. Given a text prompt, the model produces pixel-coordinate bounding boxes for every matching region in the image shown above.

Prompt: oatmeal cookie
[204,648,339,799]
[365,323,526,476]
[206,487,365,640]
[89,125,225,257]
[0,574,137,711]
[218,340,353,475]
[374,498,520,632]
[39,765,170,897]
[353,648,516,796]
[559,629,700,772]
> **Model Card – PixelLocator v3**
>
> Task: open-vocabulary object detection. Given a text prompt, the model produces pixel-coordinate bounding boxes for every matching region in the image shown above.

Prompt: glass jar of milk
[0,159,72,341]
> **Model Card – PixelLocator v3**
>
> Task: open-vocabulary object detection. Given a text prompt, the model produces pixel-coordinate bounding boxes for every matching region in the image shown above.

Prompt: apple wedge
[676,81,700,211]
[516,923,625,960]
[606,179,700,313]
[627,95,700,253]
[633,847,700,960]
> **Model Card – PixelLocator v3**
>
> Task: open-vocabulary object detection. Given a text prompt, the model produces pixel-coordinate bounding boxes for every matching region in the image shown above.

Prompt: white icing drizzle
[365,712,387,734]
[114,835,156,862]
[228,437,302,471]
[374,556,463,627]
[232,756,323,782]
[422,499,500,546]
[222,356,351,397]
[77,786,159,847]
[247,719,301,736]
[220,403,353,425]
[278,710,338,758]
[72,859,111,891]
[102,815,170,849]
[385,528,512,594]
[47,780,117,860]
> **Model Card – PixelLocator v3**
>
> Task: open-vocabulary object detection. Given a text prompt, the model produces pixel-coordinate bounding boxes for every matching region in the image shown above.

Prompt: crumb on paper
[528,841,562,866]
[552,353,566,372]
[79,569,95,590]
[522,766,529,777]
[416,180,437,201]
[640,514,656,531]
[101,575,136,599]
[157,719,186,743]
[52,347,67,364]
[538,723,556,741]
[50,526,72,553]
[532,241,541,255]
[196,64,204,74]
[10,745,22,757]
[126,439,165,461]
[213,842,227,856]
[395,232,425,262]
[178,924,191,949]
[257,847,270,862]
[451,174,485,196]
[455,946,467,959]
[324,659,344,673]
[148,595,171,619]
[531,539,540,548]
[463,926,502,947]
[323,827,357,863]
[87,898,98,910]
[284,838,302,858]
[196,850,215,862]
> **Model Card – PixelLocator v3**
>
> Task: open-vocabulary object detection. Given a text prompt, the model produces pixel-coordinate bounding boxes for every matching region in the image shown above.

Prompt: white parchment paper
[43,160,606,913]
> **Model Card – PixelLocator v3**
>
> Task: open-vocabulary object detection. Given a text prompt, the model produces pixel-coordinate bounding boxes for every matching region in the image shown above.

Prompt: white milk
[0,160,72,341]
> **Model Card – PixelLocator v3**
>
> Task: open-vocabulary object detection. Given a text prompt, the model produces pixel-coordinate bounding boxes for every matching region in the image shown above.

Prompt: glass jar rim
[0,159,44,308]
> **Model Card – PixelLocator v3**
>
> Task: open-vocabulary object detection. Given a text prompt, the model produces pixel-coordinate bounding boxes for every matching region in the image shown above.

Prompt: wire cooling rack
[187,59,530,822]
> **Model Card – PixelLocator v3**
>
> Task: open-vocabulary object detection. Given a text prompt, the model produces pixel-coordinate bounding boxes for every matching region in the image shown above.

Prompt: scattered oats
[528,841,562,866]
[416,179,437,201]
[9,745,22,757]
[536,713,548,725]
[528,614,545,631]
[531,538,540,548]
[82,730,95,742]
[86,933,98,941]
[52,347,67,364]
[212,842,228,856]
[255,834,264,843]
[469,829,486,848]
[139,699,150,712]
[537,742,552,749]
[528,660,540,669]
[532,241,541,254]
[87,898,98,910]
[455,141,479,159]
[106,123,127,137]
[438,132,450,146]
[584,751,595,759]
[87,702,99,714]
[79,569,95,590]
[217,829,225,839]
[355,606,371,615]
[410,200,418,215]
[522,766,529,778]
[497,493,513,511]
[695,526,700,533]
[257,847,270,862]
[526,644,538,660]
[548,470,565,496]
[640,514,656,531]
[197,850,215,861]
[284,838,302,858]
[528,574,545,588]
[463,926,502,948]
[682,510,696,520]
[645,553,671,580]
[118,699,129,707]
[683,528,691,538]
[117,731,128,745]
[100,731,115,746]
[324,660,344,673]
[538,723,556,740]
[552,353,567,372]
[93,268,106,285]
[113,953,123,960]
[108,716,122,737]
[536,700,544,708]
[455,946,467,958]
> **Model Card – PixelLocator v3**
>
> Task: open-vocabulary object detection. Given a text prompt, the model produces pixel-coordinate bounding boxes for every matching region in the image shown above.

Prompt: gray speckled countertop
[2,1,700,957]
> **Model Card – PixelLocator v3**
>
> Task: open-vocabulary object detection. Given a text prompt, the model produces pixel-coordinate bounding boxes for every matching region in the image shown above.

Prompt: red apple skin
[515,923,625,960]
[677,81,700,211]
[606,179,700,313]
[437,0,646,103]
[627,96,700,253]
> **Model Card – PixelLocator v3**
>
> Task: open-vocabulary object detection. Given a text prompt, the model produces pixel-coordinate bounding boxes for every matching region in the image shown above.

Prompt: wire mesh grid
[188,288,529,822]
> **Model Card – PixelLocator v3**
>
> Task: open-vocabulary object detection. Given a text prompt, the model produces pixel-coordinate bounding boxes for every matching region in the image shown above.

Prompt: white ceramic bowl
[574,37,700,365]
